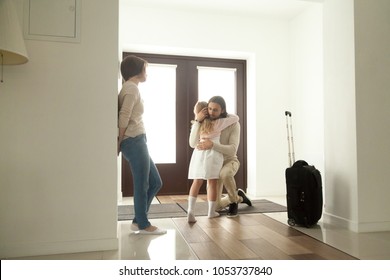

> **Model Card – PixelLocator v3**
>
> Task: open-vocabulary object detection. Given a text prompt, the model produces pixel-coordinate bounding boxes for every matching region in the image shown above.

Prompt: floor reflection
[118,219,197,260]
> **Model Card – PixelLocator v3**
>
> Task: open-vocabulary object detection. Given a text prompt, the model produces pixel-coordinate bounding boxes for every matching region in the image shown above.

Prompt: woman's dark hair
[120,55,148,81]
[208,96,228,118]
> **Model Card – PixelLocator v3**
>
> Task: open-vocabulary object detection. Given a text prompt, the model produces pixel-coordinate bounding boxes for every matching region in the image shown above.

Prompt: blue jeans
[120,134,162,229]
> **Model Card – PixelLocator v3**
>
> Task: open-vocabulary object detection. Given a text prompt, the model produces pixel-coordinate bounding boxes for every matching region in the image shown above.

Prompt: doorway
[121,53,247,196]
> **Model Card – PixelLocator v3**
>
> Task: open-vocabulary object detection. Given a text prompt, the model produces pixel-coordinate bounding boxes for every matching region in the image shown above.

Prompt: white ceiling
[124,0,323,19]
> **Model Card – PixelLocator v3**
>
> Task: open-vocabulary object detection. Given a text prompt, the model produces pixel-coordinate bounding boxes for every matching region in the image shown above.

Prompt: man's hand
[117,128,126,156]
[195,107,208,122]
[197,139,213,150]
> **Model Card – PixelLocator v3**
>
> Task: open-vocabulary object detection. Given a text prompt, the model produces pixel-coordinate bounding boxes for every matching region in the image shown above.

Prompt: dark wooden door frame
[121,53,247,196]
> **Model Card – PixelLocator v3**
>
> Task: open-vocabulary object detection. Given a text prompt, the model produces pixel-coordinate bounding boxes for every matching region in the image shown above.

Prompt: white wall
[119,1,323,198]
[354,0,390,231]
[323,0,359,229]
[0,0,119,258]
[289,6,324,174]
[323,0,390,232]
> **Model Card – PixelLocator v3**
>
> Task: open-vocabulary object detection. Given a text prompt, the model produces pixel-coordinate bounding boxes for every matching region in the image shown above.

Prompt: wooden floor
[157,195,358,260]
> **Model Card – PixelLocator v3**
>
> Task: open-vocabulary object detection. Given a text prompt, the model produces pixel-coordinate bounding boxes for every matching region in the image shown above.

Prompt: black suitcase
[284,111,323,227]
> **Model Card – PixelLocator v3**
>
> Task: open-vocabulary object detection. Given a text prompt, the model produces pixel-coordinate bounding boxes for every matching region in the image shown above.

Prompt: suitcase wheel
[287,218,296,226]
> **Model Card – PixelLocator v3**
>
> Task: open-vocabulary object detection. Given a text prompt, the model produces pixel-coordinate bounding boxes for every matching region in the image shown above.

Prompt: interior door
[121,53,246,196]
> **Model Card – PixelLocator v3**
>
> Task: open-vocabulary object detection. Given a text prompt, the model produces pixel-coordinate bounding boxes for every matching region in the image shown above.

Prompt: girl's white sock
[187,195,197,223]
[208,200,220,218]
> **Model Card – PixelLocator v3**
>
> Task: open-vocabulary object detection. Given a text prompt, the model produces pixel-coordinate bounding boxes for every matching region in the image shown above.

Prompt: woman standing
[118,55,166,235]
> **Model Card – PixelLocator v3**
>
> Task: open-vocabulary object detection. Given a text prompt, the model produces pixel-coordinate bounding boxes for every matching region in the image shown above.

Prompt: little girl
[187,101,239,222]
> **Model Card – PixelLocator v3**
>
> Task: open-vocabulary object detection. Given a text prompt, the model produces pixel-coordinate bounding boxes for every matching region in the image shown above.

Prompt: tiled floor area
[7,196,390,260]
[256,197,390,260]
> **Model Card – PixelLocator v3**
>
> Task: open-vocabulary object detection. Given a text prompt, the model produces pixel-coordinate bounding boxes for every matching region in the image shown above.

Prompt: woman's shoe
[137,227,167,235]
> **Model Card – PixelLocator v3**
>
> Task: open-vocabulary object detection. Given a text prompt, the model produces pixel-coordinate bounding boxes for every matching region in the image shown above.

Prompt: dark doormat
[118,203,187,221]
[118,199,286,221]
[177,199,287,217]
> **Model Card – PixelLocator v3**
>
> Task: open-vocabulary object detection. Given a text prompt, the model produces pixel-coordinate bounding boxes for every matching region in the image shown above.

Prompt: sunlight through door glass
[139,64,177,163]
[197,66,237,114]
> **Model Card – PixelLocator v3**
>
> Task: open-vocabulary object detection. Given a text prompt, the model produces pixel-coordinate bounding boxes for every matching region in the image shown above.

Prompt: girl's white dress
[188,115,239,179]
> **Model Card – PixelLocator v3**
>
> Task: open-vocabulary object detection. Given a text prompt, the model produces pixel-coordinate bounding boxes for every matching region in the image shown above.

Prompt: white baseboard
[323,213,390,233]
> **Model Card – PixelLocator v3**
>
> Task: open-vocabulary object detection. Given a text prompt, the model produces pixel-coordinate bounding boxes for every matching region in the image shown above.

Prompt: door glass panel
[197,66,237,114]
[138,63,177,163]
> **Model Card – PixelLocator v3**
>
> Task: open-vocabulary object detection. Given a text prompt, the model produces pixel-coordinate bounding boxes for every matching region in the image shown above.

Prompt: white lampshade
[0,0,29,65]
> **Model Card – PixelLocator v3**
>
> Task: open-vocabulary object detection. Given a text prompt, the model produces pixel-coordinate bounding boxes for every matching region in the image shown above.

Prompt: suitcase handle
[285,110,295,166]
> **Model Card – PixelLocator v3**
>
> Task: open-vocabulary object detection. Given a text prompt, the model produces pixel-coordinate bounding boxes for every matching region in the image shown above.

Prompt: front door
[121,53,246,196]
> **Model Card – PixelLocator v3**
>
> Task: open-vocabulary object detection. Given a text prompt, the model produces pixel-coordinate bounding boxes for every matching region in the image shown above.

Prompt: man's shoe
[227,203,238,218]
[238,189,252,206]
